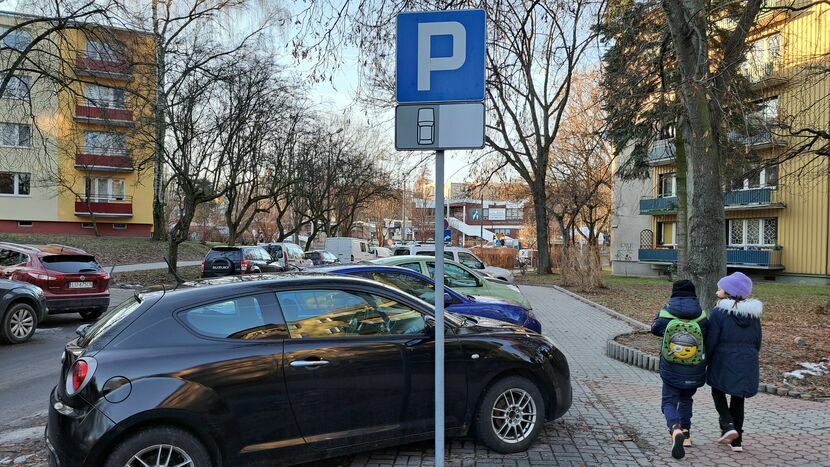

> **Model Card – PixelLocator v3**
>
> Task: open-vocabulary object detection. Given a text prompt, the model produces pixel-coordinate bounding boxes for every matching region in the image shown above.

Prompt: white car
[391,244,516,284]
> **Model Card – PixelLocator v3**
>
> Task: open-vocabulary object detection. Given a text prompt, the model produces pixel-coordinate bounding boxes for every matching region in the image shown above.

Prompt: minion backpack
[659,309,707,365]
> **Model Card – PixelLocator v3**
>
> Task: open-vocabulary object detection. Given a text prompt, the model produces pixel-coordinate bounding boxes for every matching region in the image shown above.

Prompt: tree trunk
[531,187,552,274]
[151,2,168,241]
[675,120,689,280]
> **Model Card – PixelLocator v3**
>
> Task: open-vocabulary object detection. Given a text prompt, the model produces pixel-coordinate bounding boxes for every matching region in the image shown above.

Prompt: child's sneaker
[730,433,743,452]
[718,423,739,444]
[671,425,685,459]
[682,429,692,447]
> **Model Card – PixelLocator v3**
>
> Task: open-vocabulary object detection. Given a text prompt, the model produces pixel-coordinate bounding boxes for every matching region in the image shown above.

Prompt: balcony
[741,61,788,90]
[639,196,678,214]
[74,97,133,126]
[729,129,787,151]
[638,247,783,269]
[74,195,133,218]
[724,187,785,210]
[646,138,676,165]
[75,53,131,80]
[75,147,133,172]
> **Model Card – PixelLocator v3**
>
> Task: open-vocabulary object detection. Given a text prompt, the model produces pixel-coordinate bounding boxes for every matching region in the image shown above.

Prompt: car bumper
[47,388,114,467]
[523,316,542,333]
[46,295,110,313]
[544,346,573,420]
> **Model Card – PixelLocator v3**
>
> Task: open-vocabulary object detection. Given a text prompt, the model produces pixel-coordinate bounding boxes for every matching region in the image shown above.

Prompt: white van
[392,244,515,283]
[370,246,393,258]
[325,237,374,263]
[258,242,313,270]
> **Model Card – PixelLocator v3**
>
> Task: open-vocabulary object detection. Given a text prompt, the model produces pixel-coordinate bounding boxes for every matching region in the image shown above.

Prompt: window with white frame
[84,131,126,155]
[0,123,31,148]
[728,218,777,247]
[741,33,781,83]
[658,173,676,197]
[0,172,30,196]
[85,39,121,62]
[0,75,31,100]
[747,96,779,128]
[730,165,780,190]
[657,222,676,247]
[84,84,126,108]
[506,208,523,220]
[84,177,126,202]
[0,27,33,51]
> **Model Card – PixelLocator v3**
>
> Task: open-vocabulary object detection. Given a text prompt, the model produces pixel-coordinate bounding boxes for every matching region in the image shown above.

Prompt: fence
[469,247,518,269]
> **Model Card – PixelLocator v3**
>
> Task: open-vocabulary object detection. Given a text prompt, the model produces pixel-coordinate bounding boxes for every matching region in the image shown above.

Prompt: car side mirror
[443,292,453,307]
[424,321,435,339]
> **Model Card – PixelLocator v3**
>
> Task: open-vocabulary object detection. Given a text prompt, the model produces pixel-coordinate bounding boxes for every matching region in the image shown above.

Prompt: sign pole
[434,149,445,466]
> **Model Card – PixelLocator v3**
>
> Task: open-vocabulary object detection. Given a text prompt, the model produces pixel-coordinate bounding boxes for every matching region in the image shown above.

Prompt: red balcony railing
[74,148,133,172]
[74,195,133,218]
[75,97,133,125]
[75,52,131,78]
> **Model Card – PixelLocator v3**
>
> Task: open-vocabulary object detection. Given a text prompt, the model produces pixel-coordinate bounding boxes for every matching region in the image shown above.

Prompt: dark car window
[355,271,438,305]
[427,262,479,288]
[180,293,286,340]
[458,252,485,269]
[277,289,426,338]
[0,249,28,267]
[207,248,241,261]
[393,248,410,256]
[80,296,141,347]
[41,255,99,273]
[398,262,422,273]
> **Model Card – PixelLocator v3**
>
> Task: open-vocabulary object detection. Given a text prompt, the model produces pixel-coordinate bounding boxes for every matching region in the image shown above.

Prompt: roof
[0,242,89,255]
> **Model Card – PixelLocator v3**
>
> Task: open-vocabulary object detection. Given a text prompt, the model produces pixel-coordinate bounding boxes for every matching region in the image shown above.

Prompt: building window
[17,221,32,227]
[730,165,779,190]
[658,173,676,197]
[84,131,126,155]
[506,208,523,220]
[728,218,777,247]
[482,208,489,219]
[0,27,33,51]
[747,96,779,129]
[656,222,676,247]
[84,84,126,109]
[112,223,127,230]
[84,177,126,201]
[0,75,31,100]
[0,172,31,196]
[81,222,94,229]
[742,33,781,83]
[0,123,32,148]
[86,39,122,62]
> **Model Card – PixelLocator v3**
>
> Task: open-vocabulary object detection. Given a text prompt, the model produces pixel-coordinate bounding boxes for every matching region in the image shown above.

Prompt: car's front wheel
[105,426,211,467]
[0,302,37,344]
[474,376,545,453]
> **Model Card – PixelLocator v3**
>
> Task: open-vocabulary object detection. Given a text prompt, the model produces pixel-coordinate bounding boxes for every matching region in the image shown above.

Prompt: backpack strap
[658,309,676,319]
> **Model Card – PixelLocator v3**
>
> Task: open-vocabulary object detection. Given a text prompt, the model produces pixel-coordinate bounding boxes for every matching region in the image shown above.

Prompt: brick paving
[353,285,830,467]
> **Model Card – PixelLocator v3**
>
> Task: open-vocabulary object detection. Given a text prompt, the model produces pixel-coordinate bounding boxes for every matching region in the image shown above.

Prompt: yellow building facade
[0,11,155,237]
[634,1,830,282]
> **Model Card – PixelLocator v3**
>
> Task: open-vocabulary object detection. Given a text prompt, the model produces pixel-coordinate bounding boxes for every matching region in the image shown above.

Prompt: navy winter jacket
[705,299,763,398]
[651,296,708,389]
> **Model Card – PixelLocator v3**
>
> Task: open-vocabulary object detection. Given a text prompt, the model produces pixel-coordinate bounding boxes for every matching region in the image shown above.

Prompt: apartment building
[0,11,155,236]
[611,1,830,283]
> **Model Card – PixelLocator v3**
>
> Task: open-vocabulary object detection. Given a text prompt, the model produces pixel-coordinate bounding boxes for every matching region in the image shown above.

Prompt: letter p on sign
[396,9,485,103]
[417,22,466,91]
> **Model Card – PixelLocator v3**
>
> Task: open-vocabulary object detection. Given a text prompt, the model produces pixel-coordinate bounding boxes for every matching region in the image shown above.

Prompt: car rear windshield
[207,248,241,260]
[79,296,142,347]
[41,255,100,273]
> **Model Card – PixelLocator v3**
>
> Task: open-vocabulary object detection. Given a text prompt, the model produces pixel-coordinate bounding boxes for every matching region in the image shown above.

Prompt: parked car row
[46,272,571,466]
[393,243,516,284]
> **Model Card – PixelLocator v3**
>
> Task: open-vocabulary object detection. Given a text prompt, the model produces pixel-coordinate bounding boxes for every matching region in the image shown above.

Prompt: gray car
[0,279,48,344]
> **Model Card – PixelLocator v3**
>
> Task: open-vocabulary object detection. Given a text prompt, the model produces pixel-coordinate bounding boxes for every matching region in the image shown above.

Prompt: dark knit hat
[671,279,697,298]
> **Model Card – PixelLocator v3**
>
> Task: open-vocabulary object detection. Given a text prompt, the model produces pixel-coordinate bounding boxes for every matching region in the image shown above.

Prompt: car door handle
[290,360,330,368]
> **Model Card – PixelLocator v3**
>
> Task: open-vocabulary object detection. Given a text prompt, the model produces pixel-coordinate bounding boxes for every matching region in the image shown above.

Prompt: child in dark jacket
[651,279,708,460]
[705,272,763,453]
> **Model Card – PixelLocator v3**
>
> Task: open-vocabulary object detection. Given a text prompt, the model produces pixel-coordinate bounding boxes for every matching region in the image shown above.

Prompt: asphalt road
[0,288,135,433]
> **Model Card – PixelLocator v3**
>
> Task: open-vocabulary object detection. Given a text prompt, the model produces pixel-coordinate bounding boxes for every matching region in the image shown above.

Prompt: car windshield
[41,255,100,273]
[79,296,142,347]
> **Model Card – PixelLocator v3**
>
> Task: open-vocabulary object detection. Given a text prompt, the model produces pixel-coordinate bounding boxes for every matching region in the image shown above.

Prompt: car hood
[459,315,530,335]
[468,294,522,307]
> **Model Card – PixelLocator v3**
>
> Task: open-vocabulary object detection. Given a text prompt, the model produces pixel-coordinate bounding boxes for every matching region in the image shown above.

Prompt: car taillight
[200,260,205,273]
[28,272,57,281]
[65,357,97,396]
[240,260,249,272]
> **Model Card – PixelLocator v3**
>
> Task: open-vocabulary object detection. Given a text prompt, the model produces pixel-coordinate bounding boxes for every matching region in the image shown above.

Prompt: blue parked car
[317,264,541,333]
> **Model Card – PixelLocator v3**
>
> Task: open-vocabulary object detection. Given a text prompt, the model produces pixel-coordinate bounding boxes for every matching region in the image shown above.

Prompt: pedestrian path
[103,260,201,273]
[352,284,830,467]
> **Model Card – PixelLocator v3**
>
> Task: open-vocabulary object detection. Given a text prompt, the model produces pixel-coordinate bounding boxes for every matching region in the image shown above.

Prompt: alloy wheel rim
[10,308,34,339]
[491,388,537,444]
[126,444,194,467]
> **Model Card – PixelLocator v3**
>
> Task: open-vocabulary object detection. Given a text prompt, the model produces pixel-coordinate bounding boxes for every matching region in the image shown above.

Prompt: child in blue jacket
[705,272,763,453]
[651,279,708,460]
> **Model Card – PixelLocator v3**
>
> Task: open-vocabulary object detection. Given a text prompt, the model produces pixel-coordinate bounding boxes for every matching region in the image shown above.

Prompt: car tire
[0,302,38,344]
[474,376,545,454]
[79,309,103,321]
[104,426,211,467]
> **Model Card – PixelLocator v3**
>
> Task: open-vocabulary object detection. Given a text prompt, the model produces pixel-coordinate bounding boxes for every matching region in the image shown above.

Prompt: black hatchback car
[201,245,283,278]
[47,274,571,467]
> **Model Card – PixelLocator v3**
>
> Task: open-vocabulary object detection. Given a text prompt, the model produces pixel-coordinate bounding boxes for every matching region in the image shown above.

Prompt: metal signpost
[395,9,485,466]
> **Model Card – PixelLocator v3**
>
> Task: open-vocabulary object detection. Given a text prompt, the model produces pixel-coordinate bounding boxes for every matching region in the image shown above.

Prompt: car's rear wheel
[105,426,211,467]
[79,309,104,321]
[1,303,37,344]
[474,376,545,453]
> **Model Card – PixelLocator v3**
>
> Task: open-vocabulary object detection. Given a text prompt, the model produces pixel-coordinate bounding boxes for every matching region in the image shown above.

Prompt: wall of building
[611,148,658,276]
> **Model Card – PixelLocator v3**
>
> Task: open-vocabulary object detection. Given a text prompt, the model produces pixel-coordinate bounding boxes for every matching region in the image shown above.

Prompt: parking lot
[3,285,828,466]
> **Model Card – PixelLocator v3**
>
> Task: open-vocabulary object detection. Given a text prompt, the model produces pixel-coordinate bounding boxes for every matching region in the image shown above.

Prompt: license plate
[68,281,93,289]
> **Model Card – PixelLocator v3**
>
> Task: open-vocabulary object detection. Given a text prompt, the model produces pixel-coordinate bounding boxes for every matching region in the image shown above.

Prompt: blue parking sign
[396,10,485,103]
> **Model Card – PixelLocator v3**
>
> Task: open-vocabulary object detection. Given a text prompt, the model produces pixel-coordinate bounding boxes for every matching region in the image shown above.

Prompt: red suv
[0,243,110,320]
